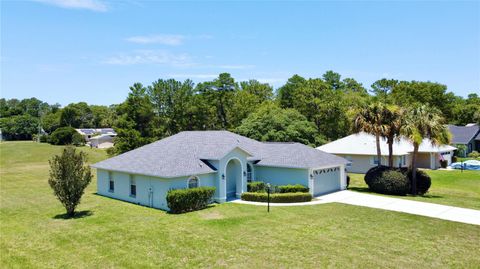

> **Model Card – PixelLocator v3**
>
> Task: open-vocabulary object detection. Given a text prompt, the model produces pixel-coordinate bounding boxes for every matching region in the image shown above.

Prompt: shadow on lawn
[53,210,93,219]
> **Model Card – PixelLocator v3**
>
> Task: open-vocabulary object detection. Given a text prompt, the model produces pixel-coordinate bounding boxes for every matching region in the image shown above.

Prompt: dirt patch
[200,211,224,220]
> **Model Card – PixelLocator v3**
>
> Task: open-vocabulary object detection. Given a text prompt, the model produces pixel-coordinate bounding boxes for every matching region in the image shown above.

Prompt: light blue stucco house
[92,131,349,210]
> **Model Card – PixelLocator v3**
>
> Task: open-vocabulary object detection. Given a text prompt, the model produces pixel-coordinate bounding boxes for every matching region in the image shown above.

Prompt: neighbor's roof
[91,131,348,178]
[317,132,457,156]
[76,128,117,135]
[448,124,480,144]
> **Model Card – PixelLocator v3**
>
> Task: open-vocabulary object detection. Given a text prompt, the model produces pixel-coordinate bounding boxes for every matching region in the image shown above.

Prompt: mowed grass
[1,142,479,268]
[349,168,480,210]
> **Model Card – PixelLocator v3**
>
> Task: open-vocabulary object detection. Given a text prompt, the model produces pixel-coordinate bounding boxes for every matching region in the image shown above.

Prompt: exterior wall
[96,169,216,211]
[254,166,309,187]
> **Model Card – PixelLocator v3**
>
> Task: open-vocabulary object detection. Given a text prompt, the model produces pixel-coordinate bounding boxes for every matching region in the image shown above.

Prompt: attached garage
[312,167,341,196]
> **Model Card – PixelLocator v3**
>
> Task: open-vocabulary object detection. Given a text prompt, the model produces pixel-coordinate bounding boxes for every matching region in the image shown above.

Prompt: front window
[247,164,253,182]
[188,176,199,188]
[130,176,136,197]
[372,156,380,165]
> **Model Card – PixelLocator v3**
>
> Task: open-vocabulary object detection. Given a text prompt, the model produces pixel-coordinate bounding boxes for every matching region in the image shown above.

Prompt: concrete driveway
[232,190,480,226]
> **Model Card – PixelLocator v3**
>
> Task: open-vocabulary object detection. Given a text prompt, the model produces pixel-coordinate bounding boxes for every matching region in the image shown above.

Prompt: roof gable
[448,124,480,144]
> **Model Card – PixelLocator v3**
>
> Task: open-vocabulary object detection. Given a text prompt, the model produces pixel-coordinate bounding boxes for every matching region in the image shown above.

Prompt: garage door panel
[313,167,340,196]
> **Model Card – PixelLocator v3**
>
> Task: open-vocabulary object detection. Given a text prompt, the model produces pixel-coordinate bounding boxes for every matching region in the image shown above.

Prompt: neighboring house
[75,128,117,148]
[317,132,456,173]
[91,131,349,210]
[448,124,480,156]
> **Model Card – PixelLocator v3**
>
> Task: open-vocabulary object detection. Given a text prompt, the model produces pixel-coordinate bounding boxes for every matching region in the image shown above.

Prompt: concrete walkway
[231,190,480,226]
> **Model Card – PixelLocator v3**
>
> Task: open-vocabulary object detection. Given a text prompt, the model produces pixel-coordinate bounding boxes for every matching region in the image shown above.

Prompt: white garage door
[313,167,341,196]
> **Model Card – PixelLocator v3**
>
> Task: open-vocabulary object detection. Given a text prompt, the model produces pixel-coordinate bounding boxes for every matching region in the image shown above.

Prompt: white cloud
[167,74,218,79]
[34,0,108,12]
[216,65,255,70]
[125,34,185,46]
[102,50,193,66]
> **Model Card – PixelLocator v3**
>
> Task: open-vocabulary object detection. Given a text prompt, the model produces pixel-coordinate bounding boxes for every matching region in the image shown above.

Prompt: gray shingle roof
[448,124,480,144]
[91,131,348,178]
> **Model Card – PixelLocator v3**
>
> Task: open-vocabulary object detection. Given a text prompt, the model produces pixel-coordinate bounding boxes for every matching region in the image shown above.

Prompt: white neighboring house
[75,128,117,149]
[317,132,456,173]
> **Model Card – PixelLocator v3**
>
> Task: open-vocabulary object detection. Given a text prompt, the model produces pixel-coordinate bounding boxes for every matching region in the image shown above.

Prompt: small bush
[405,169,431,195]
[365,166,410,195]
[166,187,215,214]
[39,134,49,143]
[277,184,309,193]
[452,156,458,163]
[247,181,266,192]
[241,192,312,203]
[439,159,448,168]
[346,175,350,188]
[49,127,85,146]
[468,151,480,158]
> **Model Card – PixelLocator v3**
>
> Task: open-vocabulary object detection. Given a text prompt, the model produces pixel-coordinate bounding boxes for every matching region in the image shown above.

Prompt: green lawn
[1,142,479,268]
[348,168,480,210]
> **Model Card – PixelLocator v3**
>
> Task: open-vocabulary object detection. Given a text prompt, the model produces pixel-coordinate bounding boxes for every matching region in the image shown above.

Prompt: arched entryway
[226,158,242,199]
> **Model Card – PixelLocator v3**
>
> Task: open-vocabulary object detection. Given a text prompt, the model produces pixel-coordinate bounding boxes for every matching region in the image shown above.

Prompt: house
[448,124,480,156]
[317,132,456,173]
[75,128,117,148]
[91,131,349,210]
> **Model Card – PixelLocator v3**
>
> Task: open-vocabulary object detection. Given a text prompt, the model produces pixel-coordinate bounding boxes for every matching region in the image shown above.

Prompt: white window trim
[187,176,200,189]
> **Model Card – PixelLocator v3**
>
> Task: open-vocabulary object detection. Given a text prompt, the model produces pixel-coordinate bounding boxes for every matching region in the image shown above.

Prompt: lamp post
[266,183,271,213]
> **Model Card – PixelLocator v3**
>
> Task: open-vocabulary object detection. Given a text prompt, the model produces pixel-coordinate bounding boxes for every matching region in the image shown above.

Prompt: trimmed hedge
[365,166,432,195]
[166,187,215,214]
[49,127,85,146]
[247,181,266,192]
[241,192,312,203]
[365,166,410,195]
[439,159,448,168]
[405,169,431,195]
[277,184,309,193]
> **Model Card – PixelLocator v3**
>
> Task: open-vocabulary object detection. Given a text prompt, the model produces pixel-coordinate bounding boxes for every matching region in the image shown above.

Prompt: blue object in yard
[449,160,480,171]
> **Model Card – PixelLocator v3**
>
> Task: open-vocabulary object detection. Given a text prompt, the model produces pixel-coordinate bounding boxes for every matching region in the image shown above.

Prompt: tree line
[1,71,479,155]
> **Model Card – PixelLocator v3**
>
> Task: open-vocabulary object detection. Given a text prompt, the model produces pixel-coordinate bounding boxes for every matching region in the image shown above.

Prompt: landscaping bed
[242,182,312,203]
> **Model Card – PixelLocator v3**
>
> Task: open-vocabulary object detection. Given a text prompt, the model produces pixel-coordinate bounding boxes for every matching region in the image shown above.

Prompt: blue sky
[1,0,479,106]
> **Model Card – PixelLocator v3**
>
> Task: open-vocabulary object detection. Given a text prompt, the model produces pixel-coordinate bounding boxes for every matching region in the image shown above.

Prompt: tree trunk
[388,136,394,167]
[375,133,382,167]
[411,143,419,195]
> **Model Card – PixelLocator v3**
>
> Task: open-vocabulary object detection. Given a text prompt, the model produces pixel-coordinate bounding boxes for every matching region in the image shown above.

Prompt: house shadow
[53,210,93,219]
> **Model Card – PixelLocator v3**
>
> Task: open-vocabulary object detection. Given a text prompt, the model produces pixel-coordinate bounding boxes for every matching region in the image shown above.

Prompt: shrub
[365,166,410,195]
[439,159,448,168]
[247,181,266,192]
[242,192,312,203]
[346,175,350,188]
[405,169,431,195]
[49,127,85,146]
[468,151,480,158]
[241,192,312,203]
[166,187,215,214]
[452,156,458,163]
[277,184,309,193]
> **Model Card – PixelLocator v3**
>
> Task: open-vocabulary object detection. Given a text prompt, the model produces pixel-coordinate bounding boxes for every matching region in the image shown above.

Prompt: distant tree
[42,111,61,134]
[60,102,94,128]
[371,78,398,103]
[354,103,388,167]
[401,105,450,194]
[323,70,343,90]
[235,102,325,146]
[48,147,92,217]
[277,74,306,108]
[229,80,274,127]
[49,127,85,146]
[0,114,39,140]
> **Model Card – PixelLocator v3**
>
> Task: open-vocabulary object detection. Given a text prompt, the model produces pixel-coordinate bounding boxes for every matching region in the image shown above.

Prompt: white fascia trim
[92,167,217,179]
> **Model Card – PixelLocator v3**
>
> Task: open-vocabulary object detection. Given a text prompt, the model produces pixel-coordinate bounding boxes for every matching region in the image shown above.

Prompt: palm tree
[354,103,388,167]
[382,105,404,167]
[401,105,451,195]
